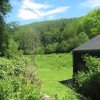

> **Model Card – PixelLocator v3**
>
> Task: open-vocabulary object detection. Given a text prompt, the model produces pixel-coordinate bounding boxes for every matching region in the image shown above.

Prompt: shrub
[45,43,57,53]
[0,80,13,100]
[5,39,23,58]
[74,55,100,100]
[83,55,100,72]
[0,57,41,100]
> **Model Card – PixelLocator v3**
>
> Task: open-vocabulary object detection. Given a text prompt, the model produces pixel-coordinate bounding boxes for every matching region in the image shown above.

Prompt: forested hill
[14,8,100,54]
[18,17,82,32]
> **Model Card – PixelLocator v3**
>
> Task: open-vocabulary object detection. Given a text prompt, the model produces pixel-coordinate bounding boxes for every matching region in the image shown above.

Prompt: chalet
[72,35,100,75]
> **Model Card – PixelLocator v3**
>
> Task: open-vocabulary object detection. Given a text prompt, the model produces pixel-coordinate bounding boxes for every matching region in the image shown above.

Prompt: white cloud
[18,9,40,20]
[18,0,69,20]
[81,0,100,8]
[43,7,69,15]
[22,0,51,10]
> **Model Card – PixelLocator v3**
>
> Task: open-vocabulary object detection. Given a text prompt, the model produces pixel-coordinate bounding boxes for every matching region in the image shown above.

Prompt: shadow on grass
[59,79,89,100]
[59,78,74,85]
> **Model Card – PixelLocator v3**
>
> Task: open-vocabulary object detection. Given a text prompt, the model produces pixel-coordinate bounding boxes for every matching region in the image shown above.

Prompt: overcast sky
[6,0,100,25]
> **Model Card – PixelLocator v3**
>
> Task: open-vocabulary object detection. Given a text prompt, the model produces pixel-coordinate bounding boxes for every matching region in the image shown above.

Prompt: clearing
[35,53,78,99]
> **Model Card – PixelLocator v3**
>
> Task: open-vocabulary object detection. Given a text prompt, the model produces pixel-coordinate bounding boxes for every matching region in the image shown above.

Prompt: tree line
[14,8,100,55]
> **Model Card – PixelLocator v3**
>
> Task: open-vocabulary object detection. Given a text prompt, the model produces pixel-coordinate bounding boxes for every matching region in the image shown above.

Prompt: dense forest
[12,8,100,55]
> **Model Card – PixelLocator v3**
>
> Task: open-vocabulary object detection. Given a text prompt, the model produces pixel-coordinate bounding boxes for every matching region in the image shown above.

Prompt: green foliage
[1,5,100,55]
[15,8,100,54]
[45,43,57,53]
[0,57,41,100]
[84,55,100,72]
[16,17,83,54]
[74,56,100,100]
[0,0,11,16]
[59,89,86,100]
[56,41,67,53]
[0,0,11,56]
[75,32,89,46]
[36,53,72,70]
[54,90,79,100]
[5,39,23,58]
[18,30,41,55]
[82,8,100,38]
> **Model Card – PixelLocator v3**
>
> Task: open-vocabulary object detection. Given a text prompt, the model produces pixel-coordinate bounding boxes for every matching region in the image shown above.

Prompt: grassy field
[35,53,78,99]
[36,53,72,70]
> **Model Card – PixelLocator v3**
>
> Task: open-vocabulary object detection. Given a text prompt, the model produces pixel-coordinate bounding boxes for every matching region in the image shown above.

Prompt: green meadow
[35,53,78,99]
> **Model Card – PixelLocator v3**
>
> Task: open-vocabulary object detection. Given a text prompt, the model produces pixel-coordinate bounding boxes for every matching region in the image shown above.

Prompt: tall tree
[82,8,100,38]
[0,0,11,56]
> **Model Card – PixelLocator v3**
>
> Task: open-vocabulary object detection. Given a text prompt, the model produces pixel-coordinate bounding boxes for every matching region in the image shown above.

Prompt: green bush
[75,32,89,46]
[74,55,100,100]
[0,80,13,100]
[45,43,57,53]
[5,39,23,58]
[84,55,100,72]
[0,57,41,100]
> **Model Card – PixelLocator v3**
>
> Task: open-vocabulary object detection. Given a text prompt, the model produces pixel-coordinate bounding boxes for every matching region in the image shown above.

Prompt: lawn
[35,53,78,99]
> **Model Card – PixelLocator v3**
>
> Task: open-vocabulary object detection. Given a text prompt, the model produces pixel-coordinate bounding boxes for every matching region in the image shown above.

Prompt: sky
[6,0,100,25]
